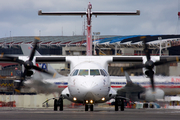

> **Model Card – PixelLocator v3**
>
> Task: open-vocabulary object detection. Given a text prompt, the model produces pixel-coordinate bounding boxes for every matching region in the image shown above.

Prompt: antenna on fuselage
[38,2,140,56]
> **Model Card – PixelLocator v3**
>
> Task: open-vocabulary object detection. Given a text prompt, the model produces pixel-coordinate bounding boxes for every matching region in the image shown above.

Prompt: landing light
[101,97,105,101]
[73,97,77,101]
[86,100,88,104]
[90,100,93,104]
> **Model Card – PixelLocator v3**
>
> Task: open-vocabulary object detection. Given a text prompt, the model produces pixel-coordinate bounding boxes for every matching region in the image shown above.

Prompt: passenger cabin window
[72,69,79,76]
[90,69,100,76]
[100,69,108,76]
[79,69,89,76]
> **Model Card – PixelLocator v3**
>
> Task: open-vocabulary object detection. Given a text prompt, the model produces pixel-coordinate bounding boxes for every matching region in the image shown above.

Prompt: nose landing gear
[85,104,94,111]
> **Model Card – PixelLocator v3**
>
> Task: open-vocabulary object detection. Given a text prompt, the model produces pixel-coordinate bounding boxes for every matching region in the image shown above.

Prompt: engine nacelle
[140,88,164,102]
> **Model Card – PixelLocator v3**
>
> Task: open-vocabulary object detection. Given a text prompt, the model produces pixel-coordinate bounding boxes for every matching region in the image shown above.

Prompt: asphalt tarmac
[0,106,180,120]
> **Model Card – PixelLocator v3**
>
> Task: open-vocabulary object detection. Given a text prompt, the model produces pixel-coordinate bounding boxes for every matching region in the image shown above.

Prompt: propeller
[121,36,179,91]
[1,37,54,92]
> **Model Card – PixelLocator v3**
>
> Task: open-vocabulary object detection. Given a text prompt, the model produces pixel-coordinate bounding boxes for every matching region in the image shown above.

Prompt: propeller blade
[29,37,39,61]
[15,69,27,92]
[1,55,25,64]
[32,65,54,75]
[121,64,145,72]
[154,58,178,66]
[149,69,155,91]
[142,37,150,61]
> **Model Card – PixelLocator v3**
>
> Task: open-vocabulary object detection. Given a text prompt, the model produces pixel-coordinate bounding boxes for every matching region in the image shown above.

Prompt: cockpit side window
[90,69,100,76]
[70,70,74,76]
[79,69,89,76]
[100,69,107,76]
[72,69,79,76]
[103,69,109,76]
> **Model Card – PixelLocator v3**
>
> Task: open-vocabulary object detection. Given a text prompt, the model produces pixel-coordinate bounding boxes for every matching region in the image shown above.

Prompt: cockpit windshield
[79,69,89,75]
[90,69,100,76]
[70,69,108,76]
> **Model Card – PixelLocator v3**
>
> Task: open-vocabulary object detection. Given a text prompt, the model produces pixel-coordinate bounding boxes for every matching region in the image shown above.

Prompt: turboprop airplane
[0,3,179,112]
[1,38,179,111]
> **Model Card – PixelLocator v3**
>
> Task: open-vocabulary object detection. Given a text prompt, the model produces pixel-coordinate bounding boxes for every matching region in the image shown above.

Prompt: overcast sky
[0,0,179,38]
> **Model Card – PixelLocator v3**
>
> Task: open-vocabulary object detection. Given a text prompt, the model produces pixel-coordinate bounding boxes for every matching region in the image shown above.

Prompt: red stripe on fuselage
[111,85,180,89]
[58,86,67,88]
[56,85,180,90]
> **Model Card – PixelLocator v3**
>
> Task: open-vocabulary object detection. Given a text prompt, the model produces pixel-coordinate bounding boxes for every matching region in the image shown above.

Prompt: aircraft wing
[1,55,179,66]
[35,55,180,64]
[36,56,66,63]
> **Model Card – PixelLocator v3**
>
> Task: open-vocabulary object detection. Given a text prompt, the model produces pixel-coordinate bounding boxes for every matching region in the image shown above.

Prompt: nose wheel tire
[85,104,94,111]
[90,105,93,111]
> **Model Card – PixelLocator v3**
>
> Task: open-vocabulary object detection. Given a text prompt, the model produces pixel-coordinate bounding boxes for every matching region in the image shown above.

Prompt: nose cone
[83,81,99,100]
[82,78,108,101]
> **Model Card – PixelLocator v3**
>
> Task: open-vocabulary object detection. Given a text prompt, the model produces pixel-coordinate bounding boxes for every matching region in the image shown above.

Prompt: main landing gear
[85,104,94,111]
[54,96,63,111]
[115,97,125,111]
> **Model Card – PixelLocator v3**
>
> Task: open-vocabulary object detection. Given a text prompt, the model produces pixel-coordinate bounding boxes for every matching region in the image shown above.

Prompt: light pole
[158,37,162,56]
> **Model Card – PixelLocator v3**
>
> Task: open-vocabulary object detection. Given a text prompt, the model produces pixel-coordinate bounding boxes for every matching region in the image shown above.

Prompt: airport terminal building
[1,34,180,56]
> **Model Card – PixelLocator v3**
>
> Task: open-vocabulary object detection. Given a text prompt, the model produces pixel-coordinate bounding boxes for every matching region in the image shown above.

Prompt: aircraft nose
[84,81,98,90]
[82,81,101,100]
